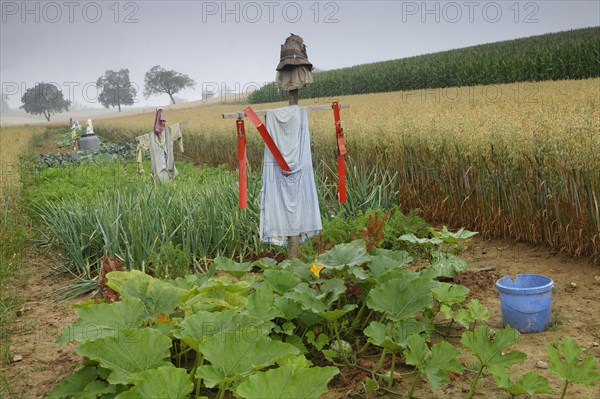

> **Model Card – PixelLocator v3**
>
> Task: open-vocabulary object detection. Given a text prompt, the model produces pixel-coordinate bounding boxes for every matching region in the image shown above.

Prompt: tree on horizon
[96,69,137,112]
[20,83,70,121]
[144,65,196,105]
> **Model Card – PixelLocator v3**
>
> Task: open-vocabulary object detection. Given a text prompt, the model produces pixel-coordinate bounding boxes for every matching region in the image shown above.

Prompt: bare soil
[35,130,72,156]
[0,249,83,399]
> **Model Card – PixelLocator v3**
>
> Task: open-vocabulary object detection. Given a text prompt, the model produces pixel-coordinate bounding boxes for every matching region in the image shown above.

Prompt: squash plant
[51,237,570,399]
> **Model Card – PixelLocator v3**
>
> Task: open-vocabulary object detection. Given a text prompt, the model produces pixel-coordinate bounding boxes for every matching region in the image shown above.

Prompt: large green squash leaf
[274,296,303,320]
[490,366,553,396]
[367,255,405,278]
[244,284,283,321]
[195,329,300,387]
[296,311,324,329]
[367,276,434,321]
[318,278,347,307]
[283,279,348,317]
[348,265,370,280]
[236,362,339,399]
[77,328,172,385]
[263,269,301,294]
[57,298,145,343]
[106,270,183,320]
[460,326,526,368]
[164,273,209,290]
[432,283,470,305]
[175,310,271,351]
[364,321,401,352]
[317,240,371,269]
[548,336,600,387]
[252,257,278,270]
[115,366,193,399]
[364,320,433,352]
[398,234,442,246]
[48,365,125,399]
[454,299,490,329]
[319,304,358,322]
[81,379,118,398]
[430,252,468,278]
[284,285,327,314]
[404,334,463,390]
[212,256,253,278]
[182,279,250,312]
[278,259,312,281]
[375,267,438,286]
[368,249,412,278]
[372,248,413,263]
[430,226,478,243]
[47,366,97,398]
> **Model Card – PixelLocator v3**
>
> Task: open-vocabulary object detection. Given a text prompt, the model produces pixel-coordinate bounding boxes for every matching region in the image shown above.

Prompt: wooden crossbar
[222,103,349,119]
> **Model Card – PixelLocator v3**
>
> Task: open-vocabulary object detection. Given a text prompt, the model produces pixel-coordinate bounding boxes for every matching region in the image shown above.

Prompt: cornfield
[250,27,600,103]
[95,78,600,263]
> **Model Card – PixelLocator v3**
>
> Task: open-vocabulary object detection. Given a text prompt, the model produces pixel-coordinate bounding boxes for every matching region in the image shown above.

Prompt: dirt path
[0,249,82,399]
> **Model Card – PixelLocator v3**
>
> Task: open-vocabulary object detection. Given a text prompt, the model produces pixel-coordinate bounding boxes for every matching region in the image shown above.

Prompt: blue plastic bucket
[495,274,554,333]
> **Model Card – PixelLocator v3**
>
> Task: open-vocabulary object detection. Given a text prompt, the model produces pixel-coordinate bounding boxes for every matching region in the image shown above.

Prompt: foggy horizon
[1,1,599,111]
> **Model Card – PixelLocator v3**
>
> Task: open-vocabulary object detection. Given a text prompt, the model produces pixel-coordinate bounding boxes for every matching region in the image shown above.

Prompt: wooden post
[288,89,299,105]
[288,234,300,259]
[222,104,349,119]
[288,89,300,259]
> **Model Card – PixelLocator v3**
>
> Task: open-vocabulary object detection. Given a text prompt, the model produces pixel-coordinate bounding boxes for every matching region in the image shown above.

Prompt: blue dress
[259,106,322,245]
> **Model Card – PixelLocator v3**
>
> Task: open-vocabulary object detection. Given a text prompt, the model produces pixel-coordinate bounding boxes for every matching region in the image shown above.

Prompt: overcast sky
[1,0,598,108]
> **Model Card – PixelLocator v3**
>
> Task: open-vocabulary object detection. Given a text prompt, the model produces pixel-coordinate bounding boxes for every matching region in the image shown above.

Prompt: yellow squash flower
[310,262,324,278]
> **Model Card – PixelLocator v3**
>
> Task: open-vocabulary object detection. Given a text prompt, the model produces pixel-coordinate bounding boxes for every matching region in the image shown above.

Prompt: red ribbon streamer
[236,119,247,209]
[244,106,291,173]
[338,155,346,203]
[333,101,347,202]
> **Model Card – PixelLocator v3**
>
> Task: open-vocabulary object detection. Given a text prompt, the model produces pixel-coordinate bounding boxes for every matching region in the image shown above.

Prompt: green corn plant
[249,28,600,103]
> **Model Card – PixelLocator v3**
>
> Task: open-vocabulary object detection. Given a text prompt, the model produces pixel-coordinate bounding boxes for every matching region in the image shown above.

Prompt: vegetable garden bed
[3,130,598,399]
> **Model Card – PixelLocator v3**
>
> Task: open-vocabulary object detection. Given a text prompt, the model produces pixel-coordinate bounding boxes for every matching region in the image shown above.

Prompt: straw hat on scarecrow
[276,34,314,91]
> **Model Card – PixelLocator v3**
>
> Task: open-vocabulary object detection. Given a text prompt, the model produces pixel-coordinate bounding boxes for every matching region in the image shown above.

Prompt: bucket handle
[503,303,548,315]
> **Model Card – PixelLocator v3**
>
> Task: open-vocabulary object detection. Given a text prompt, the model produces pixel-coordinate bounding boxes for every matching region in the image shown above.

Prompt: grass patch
[0,129,45,396]
[0,186,28,357]
[0,197,25,393]
[547,310,564,332]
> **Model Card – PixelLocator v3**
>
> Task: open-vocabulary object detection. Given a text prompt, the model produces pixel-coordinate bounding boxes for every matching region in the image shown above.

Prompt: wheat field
[0,125,46,195]
[96,79,599,163]
[94,79,600,262]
